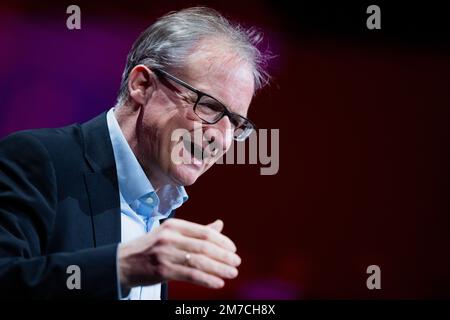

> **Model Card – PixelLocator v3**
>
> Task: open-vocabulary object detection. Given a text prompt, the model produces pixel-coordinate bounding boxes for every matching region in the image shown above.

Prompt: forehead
[178,40,255,116]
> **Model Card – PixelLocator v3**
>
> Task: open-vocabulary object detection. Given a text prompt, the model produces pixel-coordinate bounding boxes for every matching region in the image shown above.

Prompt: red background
[0,1,449,299]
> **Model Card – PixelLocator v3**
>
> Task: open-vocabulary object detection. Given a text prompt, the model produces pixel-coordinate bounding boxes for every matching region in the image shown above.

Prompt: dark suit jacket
[0,112,169,299]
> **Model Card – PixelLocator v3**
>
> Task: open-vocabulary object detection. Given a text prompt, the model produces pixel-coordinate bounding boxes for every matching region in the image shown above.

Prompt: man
[0,7,270,299]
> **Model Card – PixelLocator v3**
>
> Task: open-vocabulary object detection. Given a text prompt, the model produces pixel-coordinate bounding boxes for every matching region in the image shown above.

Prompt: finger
[171,248,238,280]
[164,219,236,252]
[169,219,233,251]
[186,252,238,279]
[171,232,241,267]
[166,261,225,289]
[207,219,224,233]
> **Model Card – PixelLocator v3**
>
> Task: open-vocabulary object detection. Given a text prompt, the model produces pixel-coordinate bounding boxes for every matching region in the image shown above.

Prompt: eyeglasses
[154,68,256,141]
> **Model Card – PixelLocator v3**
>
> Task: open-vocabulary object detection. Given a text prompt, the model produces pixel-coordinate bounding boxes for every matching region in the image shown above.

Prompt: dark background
[0,1,449,299]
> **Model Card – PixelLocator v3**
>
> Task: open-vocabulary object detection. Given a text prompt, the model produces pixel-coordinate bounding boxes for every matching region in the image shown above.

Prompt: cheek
[159,115,193,157]
[184,108,197,121]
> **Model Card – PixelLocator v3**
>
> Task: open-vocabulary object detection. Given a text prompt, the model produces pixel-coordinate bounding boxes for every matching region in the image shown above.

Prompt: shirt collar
[106,108,188,217]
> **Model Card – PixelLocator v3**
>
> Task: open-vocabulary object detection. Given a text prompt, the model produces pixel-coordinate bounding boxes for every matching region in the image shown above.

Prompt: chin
[170,164,203,186]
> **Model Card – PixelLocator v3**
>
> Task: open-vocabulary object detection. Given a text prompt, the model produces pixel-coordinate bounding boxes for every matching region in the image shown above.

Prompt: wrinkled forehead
[177,39,255,116]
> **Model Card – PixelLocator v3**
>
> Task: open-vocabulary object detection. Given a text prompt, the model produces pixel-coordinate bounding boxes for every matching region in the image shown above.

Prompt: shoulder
[0,130,51,161]
[0,123,83,168]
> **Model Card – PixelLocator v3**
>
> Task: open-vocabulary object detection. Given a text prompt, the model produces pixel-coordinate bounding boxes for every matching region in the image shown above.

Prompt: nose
[203,116,234,154]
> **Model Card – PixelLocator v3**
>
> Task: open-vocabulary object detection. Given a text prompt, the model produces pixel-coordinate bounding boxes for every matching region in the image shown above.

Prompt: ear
[128,65,156,106]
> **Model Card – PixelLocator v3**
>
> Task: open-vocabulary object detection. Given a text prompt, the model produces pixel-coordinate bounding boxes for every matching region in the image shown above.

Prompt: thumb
[207,219,224,233]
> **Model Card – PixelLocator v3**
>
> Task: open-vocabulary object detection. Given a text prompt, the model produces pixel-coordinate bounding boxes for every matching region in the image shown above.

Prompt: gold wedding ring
[184,253,191,266]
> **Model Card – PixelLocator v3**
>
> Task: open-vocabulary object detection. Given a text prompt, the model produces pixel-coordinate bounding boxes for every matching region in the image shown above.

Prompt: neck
[114,105,172,193]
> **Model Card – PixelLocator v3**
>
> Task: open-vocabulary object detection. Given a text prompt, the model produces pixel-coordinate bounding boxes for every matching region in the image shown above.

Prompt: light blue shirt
[106,108,188,300]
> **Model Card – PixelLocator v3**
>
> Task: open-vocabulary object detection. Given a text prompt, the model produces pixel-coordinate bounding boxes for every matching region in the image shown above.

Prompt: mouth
[181,136,217,168]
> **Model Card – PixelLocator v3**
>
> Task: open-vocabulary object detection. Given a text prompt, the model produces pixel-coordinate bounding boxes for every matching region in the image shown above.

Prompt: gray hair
[115,6,271,107]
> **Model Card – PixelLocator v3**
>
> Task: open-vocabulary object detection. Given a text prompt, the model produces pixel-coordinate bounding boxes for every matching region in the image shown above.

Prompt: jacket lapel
[81,112,121,246]
[80,111,170,299]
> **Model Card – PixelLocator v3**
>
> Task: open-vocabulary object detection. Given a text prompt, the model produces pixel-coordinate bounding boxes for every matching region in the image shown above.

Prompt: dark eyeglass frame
[154,68,256,141]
